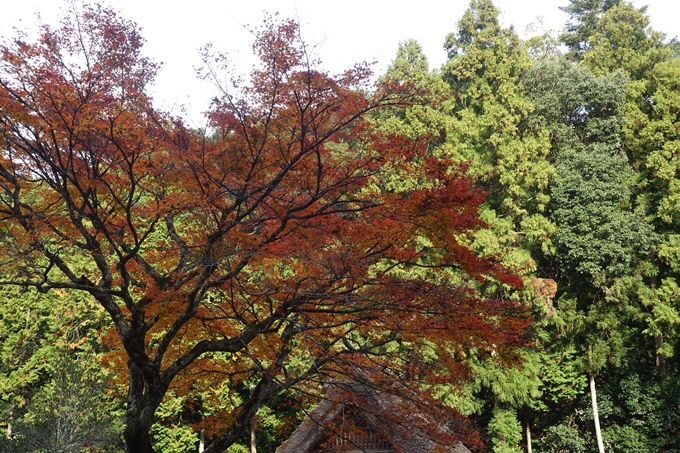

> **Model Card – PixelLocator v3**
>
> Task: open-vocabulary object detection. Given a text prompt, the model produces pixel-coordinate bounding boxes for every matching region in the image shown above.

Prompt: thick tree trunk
[525,421,532,453]
[589,374,605,453]
[123,361,166,453]
[123,430,155,453]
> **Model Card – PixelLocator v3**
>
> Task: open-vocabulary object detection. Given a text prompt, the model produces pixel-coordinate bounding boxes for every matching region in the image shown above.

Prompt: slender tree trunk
[525,421,532,453]
[250,420,257,453]
[6,404,12,439]
[250,385,257,453]
[590,374,605,453]
[199,430,206,453]
[655,333,666,377]
[649,274,666,378]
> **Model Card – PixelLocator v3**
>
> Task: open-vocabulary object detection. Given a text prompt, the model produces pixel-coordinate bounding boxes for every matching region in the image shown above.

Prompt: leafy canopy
[0,4,528,452]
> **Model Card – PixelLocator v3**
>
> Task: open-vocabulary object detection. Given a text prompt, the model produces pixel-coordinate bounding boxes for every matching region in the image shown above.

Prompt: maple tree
[0,4,529,452]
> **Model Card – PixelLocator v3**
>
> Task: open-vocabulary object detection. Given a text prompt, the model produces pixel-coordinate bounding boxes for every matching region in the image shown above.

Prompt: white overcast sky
[2,1,679,125]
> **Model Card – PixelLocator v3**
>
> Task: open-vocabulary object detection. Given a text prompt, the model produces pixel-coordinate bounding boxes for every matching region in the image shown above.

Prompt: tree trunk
[250,385,257,453]
[123,430,155,453]
[199,430,206,453]
[525,421,532,453]
[123,362,166,453]
[6,402,14,439]
[590,374,605,453]
[655,333,666,377]
[250,420,257,453]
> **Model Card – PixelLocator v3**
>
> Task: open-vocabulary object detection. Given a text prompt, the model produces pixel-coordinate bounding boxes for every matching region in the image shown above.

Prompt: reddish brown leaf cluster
[0,5,528,452]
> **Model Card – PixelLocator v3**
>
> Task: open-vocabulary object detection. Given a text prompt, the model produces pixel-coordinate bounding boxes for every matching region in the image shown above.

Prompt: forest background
[1,0,680,452]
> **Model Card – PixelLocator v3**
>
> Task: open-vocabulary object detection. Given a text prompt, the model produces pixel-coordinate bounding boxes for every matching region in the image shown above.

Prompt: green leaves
[375,39,450,144]
[580,2,670,78]
[560,0,622,59]
[487,408,523,453]
[443,0,553,227]
[150,393,200,453]
[550,147,654,279]
[10,355,122,453]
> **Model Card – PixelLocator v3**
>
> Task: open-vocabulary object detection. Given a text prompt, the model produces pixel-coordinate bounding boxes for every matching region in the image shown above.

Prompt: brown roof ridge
[275,380,472,453]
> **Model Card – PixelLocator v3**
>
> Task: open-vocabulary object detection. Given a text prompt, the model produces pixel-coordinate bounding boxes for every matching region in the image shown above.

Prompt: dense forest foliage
[1,0,679,452]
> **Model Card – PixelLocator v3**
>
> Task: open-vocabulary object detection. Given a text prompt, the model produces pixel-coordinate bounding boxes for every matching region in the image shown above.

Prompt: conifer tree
[437,2,555,450]
[523,55,662,453]
[559,0,622,60]
[442,0,553,225]
[375,39,449,142]
[578,1,680,380]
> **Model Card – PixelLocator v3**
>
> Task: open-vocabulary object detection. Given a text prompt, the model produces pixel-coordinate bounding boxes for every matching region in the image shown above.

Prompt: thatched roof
[276,381,472,453]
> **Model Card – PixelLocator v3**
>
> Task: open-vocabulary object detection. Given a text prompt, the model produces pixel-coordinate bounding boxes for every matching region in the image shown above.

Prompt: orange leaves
[0,8,530,451]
